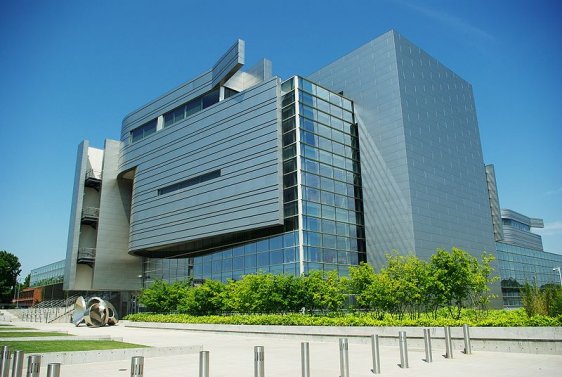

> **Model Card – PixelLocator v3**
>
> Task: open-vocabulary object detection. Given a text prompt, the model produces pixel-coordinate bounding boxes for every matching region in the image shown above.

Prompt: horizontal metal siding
[122,78,283,252]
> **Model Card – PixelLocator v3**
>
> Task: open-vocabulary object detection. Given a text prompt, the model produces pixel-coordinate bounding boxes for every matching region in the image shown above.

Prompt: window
[157,169,221,195]
[130,119,157,143]
[162,88,220,129]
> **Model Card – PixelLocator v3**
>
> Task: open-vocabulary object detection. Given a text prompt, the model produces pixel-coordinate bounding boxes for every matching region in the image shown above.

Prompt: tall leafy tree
[384,253,435,319]
[430,248,496,319]
[0,251,21,303]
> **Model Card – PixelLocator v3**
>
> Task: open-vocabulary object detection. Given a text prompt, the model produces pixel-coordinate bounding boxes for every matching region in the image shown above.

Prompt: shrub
[138,279,190,313]
[124,308,562,327]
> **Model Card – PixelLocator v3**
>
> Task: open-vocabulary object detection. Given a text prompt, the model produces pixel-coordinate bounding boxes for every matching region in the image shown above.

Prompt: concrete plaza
[4,321,562,377]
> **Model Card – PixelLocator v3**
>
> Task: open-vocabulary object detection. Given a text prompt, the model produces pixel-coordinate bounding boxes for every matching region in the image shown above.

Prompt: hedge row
[125,308,562,327]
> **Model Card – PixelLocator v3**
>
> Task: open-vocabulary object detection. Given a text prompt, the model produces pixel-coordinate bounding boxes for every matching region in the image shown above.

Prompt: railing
[78,247,96,259]
[16,295,80,323]
[85,169,102,180]
[78,247,96,261]
[81,207,100,219]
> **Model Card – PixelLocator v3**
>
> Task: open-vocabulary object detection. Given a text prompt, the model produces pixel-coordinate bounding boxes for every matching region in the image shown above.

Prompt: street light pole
[553,267,562,288]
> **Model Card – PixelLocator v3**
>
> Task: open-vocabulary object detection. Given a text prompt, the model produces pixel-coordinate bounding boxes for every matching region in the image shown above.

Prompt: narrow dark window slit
[157,169,221,195]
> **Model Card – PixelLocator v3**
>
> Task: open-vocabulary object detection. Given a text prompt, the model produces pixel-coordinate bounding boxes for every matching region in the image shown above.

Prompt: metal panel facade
[394,33,496,260]
[310,30,496,263]
[309,31,415,266]
[121,78,284,254]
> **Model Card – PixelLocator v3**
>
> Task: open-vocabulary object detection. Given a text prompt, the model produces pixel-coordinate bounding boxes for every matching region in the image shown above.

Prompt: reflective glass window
[322,219,336,234]
[284,248,296,263]
[299,78,315,94]
[316,85,329,101]
[233,256,244,270]
[306,232,322,247]
[257,252,269,267]
[270,250,284,264]
[202,89,220,109]
[304,216,321,232]
[270,235,283,250]
[244,254,256,269]
[303,158,319,174]
[303,144,318,160]
[304,202,321,217]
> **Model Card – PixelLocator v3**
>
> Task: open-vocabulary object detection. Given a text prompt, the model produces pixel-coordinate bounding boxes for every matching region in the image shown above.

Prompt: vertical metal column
[444,326,453,359]
[11,350,24,377]
[199,351,209,377]
[130,356,144,377]
[0,346,10,377]
[423,329,432,363]
[254,346,265,377]
[398,331,409,368]
[46,363,60,377]
[339,338,349,377]
[25,355,41,377]
[370,335,380,374]
[301,342,310,377]
[463,324,472,354]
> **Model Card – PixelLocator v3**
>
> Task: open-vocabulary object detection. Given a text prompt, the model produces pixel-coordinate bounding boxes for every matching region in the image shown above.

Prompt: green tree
[0,251,21,303]
[430,247,496,319]
[362,271,398,319]
[521,282,562,317]
[138,279,190,313]
[348,262,377,310]
[384,253,434,319]
[222,273,283,314]
[22,273,31,289]
[178,279,225,315]
[302,270,347,312]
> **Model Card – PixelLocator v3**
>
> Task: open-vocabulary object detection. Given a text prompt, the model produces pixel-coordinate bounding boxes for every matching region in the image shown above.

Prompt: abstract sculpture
[72,296,118,327]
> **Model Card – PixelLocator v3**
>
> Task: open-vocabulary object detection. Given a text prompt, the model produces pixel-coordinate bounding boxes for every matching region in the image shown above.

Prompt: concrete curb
[23,345,203,366]
[123,321,562,355]
[1,335,119,341]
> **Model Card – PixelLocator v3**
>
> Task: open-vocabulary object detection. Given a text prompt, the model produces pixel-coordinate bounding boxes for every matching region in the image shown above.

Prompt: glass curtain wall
[497,242,562,307]
[291,77,367,276]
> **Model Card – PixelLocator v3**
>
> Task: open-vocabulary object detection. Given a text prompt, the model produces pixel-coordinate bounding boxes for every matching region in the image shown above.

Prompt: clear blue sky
[1,0,561,279]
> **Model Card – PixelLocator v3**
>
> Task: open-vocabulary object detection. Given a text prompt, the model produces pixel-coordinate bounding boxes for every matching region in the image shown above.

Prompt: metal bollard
[199,351,209,377]
[444,326,453,359]
[25,355,41,377]
[11,350,24,377]
[1,346,10,377]
[370,334,380,374]
[301,342,310,377]
[398,331,409,368]
[423,329,433,363]
[339,338,350,377]
[130,356,144,377]
[46,363,60,377]
[463,324,472,354]
[254,346,265,377]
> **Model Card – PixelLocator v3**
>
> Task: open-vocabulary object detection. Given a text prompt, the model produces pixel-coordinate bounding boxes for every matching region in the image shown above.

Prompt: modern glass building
[492,209,562,307]
[30,259,65,287]
[497,242,562,307]
[64,30,510,310]
[143,76,366,285]
[485,165,562,307]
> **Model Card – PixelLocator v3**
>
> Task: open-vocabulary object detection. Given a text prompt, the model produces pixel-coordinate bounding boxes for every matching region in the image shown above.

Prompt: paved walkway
[4,321,562,377]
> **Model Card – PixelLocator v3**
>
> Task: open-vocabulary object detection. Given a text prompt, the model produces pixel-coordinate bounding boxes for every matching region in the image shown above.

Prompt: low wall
[25,345,203,366]
[123,321,562,355]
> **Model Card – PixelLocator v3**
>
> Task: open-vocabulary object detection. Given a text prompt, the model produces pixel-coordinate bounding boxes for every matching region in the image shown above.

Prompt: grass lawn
[0,331,71,338]
[1,340,149,353]
[0,327,35,331]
